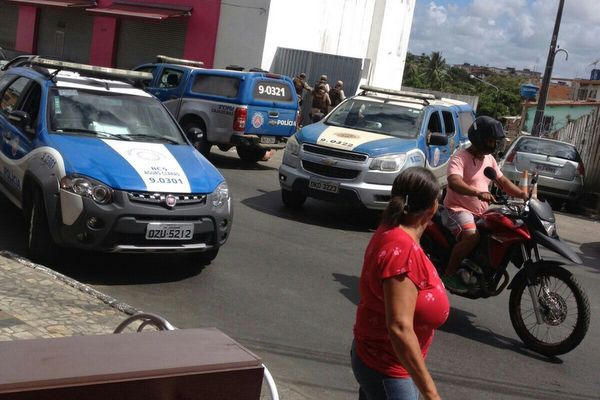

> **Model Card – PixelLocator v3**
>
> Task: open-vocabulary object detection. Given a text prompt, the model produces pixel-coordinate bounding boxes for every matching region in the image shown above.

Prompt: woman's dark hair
[381,167,440,227]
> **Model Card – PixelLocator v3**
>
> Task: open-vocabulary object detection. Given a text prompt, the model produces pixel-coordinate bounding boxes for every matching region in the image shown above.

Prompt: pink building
[0,0,257,69]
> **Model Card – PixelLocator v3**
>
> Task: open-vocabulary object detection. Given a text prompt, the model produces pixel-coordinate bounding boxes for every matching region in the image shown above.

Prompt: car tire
[183,121,211,157]
[26,188,58,264]
[281,188,306,209]
[236,145,267,163]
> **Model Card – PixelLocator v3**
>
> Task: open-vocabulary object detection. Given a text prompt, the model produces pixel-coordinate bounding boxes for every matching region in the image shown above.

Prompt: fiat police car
[0,57,231,263]
[279,86,475,210]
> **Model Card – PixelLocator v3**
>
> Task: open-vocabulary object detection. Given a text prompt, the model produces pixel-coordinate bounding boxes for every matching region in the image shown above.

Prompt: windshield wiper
[55,128,131,140]
[126,133,179,144]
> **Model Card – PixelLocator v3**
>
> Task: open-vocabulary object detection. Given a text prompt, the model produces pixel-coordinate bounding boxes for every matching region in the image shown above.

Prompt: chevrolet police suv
[0,58,231,263]
[279,86,475,210]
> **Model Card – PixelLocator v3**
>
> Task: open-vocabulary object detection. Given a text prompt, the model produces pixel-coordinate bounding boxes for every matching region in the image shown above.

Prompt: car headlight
[212,181,230,208]
[285,134,300,156]
[60,174,113,204]
[369,154,407,172]
[541,220,557,238]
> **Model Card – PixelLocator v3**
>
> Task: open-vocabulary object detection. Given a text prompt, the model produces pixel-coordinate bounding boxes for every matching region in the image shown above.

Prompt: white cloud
[408,0,600,79]
[428,2,447,25]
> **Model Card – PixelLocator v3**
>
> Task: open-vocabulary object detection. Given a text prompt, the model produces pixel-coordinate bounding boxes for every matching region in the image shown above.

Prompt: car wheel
[183,121,211,156]
[236,145,267,163]
[26,188,58,264]
[281,188,306,209]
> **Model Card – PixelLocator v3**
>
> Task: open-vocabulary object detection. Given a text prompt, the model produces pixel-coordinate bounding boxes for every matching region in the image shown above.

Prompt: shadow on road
[206,151,279,172]
[332,271,563,363]
[242,190,380,232]
[578,242,600,273]
[332,273,360,306]
[48,252,207,286]
[440,307,562,363]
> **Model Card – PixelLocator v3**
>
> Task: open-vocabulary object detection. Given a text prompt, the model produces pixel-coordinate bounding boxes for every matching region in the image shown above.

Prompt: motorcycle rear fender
[508,260,571,290]
[533,231,582,265]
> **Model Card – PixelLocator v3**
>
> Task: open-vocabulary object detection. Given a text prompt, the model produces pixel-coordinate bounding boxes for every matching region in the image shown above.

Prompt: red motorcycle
[421,167,590,356]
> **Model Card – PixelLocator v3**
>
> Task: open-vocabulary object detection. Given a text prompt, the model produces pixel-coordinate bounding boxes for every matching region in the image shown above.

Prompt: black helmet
[468,116,505,154]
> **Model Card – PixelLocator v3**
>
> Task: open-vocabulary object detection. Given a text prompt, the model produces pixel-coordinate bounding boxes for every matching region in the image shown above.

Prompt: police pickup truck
[279,86,475,210]
[135,56,299,162]
[0,57,231,263]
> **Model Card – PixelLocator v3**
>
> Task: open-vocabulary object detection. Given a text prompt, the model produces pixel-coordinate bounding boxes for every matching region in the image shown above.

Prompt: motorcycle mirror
[484,167,497,181]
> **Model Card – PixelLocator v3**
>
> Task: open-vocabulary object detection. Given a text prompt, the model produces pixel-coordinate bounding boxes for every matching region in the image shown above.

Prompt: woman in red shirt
[352,167,449,400]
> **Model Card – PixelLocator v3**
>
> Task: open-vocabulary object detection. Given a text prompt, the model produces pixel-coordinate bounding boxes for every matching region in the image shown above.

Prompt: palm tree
[424,51,447,91]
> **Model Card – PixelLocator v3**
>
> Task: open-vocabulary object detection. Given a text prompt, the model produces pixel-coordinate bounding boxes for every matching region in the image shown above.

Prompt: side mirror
[428,132,448,146]
[8,110,31,130]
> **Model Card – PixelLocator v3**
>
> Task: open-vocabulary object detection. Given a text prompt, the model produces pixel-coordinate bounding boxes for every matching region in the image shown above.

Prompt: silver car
[499,135,584,201]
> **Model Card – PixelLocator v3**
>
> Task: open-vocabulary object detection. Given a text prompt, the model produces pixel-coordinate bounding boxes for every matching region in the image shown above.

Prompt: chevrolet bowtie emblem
[322,158,337,166]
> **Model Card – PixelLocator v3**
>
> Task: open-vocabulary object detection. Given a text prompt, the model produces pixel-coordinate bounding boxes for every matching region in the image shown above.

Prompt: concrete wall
[213,0,270,69]
[262,0,415,90]
[522,103,597,133]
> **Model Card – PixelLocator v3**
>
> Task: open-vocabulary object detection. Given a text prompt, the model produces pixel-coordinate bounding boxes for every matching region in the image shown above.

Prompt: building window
[577,89,588,100]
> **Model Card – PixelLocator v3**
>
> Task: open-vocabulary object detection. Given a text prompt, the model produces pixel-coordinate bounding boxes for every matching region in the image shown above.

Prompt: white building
[261,0,415,90]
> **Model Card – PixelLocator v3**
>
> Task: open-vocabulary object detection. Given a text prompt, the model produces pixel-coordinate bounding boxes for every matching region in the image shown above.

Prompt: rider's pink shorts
[442,208,477,237]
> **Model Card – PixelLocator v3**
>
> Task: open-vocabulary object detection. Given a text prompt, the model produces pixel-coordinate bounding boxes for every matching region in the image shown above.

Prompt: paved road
[0,149,598,399]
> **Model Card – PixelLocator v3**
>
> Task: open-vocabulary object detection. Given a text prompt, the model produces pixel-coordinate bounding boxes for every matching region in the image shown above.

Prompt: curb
[0,250,139,316]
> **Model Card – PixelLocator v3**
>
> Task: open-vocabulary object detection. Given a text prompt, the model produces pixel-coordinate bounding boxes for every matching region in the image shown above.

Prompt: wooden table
[0,328,264,399]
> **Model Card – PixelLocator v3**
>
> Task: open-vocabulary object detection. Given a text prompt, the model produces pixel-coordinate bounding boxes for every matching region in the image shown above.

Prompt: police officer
[329,80,346,111]
[292,72,312,106]
[314,74,330,93]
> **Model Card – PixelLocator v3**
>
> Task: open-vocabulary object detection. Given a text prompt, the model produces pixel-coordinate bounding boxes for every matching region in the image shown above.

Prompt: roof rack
[28,57,153,82]
[156,55,204,68]
[359,85,439,105]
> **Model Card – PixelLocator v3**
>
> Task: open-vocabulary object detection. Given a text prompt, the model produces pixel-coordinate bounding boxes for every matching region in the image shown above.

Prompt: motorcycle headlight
[60,174,113,204]
[285,134,300,156]
[369,154,407,172]
[212,181,230,208]
[541,220,557,238]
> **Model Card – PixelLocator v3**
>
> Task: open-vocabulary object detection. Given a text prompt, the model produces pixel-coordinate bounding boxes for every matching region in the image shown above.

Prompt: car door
[441,109,459,158]
[0,75,38,201]
[151,66,185,103]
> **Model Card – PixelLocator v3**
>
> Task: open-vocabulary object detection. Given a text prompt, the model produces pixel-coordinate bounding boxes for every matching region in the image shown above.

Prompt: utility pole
[531,0,566,136]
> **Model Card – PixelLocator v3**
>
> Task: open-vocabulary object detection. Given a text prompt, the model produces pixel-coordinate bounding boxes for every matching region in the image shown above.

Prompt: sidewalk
[0,251,302,400]
[0,251,138,340]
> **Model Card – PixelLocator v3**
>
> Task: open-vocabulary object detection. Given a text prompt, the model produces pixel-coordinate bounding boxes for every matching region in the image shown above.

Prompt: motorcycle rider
[441,116,528,293]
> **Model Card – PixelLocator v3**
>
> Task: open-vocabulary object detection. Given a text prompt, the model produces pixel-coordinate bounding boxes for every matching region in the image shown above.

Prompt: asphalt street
[0,149,598,399]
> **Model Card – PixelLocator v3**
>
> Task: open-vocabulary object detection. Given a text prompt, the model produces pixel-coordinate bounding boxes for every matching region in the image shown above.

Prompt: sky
[408,0,600,79]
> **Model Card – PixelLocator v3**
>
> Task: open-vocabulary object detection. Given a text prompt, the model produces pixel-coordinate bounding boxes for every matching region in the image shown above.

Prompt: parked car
[134,56,299,162]
[0,57,232,263]
[278,86,475,210]
[499,135,584,202]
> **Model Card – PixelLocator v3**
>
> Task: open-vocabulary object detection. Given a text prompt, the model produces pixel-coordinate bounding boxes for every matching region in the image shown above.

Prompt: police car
[135,56,299,162]
[279,86,475,210]
[0,57,231,263]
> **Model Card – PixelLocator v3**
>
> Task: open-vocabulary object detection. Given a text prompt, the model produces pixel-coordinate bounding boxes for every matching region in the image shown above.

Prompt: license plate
[260,136,276,144]
[534,164,557,174]
[309,178,339,193]
[145,223,194,240]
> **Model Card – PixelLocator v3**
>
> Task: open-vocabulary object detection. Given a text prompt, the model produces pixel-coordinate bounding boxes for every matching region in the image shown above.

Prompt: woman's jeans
[351,341,419,400]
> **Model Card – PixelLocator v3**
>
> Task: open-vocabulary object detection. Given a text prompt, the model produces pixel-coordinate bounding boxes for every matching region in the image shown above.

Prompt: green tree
[424,51,447,91]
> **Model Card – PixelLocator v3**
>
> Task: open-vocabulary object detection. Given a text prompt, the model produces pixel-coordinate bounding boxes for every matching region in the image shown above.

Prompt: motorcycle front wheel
[509,262,590,356]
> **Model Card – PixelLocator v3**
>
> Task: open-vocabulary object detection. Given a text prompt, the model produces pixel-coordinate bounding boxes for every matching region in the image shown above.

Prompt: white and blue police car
[279,86,475,210]
[0,58,231,263]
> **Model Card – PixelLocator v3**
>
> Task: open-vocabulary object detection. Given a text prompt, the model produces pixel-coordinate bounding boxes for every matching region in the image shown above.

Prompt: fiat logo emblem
[164,194,177,209]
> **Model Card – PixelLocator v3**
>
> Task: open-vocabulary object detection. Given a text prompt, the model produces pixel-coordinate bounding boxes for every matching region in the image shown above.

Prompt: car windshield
[47,88,185,144]
[516,138,579,162]
[325,99,422,138]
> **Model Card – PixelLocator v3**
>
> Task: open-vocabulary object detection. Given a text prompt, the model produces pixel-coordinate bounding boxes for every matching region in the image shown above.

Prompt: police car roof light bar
[29,57,153,82]
[359,85,439,104]
[156,55,204,68]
